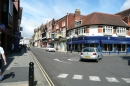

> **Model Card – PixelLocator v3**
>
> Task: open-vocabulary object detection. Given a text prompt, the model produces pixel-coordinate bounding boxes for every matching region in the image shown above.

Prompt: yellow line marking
[30,51,55,86]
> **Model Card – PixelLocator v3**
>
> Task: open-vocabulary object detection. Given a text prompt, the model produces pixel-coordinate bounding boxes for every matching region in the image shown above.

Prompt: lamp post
[108,37,110,55]
[70,35,73,53]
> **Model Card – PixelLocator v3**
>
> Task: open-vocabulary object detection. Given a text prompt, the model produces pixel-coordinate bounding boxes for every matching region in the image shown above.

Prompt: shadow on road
[119,56,130,66]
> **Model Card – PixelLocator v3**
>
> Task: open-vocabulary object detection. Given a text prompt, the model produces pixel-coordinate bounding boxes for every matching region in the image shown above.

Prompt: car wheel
[80,58,83,61]
[100,54,103,60]
[96,56,99,62]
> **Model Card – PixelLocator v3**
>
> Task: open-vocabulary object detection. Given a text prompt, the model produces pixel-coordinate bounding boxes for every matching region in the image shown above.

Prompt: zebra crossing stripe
[122,78,130,83]
[72,75,83,80]
[57,74,68,78]
[89,76,101,81]
[106,77,119,82]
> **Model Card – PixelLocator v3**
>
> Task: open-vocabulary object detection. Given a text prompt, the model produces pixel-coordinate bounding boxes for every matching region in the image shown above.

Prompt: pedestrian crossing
[57,73,130,83]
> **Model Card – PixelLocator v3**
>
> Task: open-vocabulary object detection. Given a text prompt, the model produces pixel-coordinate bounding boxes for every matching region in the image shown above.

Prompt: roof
[68,12,129,30]
[115,8,130,18]
[82,12,128,27]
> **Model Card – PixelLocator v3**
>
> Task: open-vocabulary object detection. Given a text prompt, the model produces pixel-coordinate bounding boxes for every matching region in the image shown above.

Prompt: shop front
[66,36,130,54]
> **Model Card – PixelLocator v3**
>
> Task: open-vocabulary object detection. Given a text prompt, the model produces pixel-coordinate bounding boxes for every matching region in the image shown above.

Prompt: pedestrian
[11,43,14,53]
[0,46,7,81]
[40,41,43,48]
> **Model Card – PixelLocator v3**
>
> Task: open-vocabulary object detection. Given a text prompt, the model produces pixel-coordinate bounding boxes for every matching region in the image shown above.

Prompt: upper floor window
[56,30,59,34]
[62,21,66,27]
[56,24,59,29]
[103,26,113,34]
[116,27,126,34]
[75,20,82,27]
[75,29,78,35]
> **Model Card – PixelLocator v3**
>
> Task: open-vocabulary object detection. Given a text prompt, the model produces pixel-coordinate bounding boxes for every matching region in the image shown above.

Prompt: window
[116,27,126,34]
[56,24,59,29]
[103,26,113,34]
[75,20,82,27]
[62,21,65,27]
[75,29,78,35]
[84,27,86,33]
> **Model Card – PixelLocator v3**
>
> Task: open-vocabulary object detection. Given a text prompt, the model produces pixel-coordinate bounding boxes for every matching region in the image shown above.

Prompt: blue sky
[20,0,130,38]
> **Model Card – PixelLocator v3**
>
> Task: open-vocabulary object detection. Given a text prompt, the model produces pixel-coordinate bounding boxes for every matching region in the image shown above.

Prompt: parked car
[80,47,103,62]
[46,46,56,52]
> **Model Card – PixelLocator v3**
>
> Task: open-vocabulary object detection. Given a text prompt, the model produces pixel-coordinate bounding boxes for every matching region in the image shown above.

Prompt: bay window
[103,26,113,34]
[116,27,126,35]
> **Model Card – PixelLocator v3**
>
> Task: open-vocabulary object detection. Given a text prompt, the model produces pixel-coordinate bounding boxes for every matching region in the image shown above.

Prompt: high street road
[31,47,130,86]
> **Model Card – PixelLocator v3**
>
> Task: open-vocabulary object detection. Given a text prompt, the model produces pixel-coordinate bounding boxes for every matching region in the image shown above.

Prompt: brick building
[0,0,22,54]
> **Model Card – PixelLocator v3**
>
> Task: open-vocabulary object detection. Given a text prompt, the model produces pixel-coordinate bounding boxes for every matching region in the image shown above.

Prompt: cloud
[120,0,130,11]
[20,16,41,38]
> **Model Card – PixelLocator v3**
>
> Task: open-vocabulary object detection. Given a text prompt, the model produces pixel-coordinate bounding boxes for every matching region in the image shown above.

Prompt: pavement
[0,49,49,86]
[0,47,130,86]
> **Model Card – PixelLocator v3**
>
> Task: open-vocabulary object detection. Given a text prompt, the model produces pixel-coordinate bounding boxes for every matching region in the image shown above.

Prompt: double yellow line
[30,51,55,86]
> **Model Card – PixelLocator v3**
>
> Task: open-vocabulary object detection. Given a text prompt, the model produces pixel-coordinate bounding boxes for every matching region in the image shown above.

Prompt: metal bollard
[29,62,34,86]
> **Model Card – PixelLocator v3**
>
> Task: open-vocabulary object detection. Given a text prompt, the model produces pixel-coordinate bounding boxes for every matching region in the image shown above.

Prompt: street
[31,47,130,86]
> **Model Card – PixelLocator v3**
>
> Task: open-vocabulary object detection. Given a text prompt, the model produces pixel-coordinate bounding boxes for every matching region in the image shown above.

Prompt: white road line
[122,78,130,83]
[57,74,68,78]
[54,59,71,64]
[72,75,83,80]
[106,77,119,82]
[89,76,101,81]
[51,53,55,54]
[68,59,79,61]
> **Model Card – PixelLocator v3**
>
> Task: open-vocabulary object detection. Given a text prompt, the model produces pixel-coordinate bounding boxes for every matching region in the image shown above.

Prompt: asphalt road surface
[31,47,130,86]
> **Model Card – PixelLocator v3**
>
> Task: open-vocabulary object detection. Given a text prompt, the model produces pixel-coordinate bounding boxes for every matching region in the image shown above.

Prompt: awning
[85,40,99,43]
[72,40,99,44]
[66,42,71,44]
[101,40,117,44]
[117,41,130,44]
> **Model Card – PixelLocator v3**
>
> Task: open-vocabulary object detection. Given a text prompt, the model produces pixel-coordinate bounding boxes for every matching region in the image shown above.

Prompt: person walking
[0,46,7,81]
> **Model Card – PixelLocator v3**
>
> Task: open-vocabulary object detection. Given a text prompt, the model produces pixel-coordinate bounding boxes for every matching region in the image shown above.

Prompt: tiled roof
[68,12,129,30]
[115,8,130,18]
[82,12,128,27]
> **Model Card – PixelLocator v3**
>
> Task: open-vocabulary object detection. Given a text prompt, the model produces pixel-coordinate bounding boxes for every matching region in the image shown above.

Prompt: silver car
[80,47,103,62]
[46,46,56,52]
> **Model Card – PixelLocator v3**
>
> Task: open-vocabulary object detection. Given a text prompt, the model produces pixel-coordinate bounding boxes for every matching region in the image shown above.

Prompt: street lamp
[70,35,73,53]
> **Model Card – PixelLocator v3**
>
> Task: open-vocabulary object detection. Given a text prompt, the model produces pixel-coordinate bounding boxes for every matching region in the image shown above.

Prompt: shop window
[102,44,107,51]
[108,44,113,51]
[90,44,97,47]
[122,44,126,51]
[117,44,121,51]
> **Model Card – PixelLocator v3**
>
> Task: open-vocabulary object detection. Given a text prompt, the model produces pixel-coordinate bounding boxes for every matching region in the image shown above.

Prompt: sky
[20,0,130,38]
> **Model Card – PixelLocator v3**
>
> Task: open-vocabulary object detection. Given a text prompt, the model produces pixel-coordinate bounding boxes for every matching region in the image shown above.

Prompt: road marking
[106,77,119,82]
[51,53,55,54]
[54,59,71,64]
[122,78,130,83]
[57,74,68,78]
[30,51,55,86]
[89,76,101,81]
[72,75,83,80]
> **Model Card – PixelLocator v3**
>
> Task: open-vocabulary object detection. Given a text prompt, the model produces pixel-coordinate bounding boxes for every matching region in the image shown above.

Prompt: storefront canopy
[101,40,117,44]
[67,40,99,44]
[117,41,130,44]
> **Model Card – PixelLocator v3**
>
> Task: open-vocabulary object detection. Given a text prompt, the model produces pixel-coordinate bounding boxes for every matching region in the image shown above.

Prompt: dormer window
[75,20,82,27]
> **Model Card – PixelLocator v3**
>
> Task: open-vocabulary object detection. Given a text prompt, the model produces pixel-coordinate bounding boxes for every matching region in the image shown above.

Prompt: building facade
[66,12,130,54]
[52,9,84,51]
[0,0,22,54]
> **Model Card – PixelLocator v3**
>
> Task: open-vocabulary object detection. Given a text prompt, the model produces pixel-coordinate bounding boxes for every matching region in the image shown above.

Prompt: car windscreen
[82,48,95,52]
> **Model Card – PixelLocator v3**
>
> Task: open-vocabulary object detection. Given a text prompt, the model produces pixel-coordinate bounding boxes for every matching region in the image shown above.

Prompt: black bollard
[29,62,34,86]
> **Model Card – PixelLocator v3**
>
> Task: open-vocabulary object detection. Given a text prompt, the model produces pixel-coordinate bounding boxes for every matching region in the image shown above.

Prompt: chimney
[74,9,81,20]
